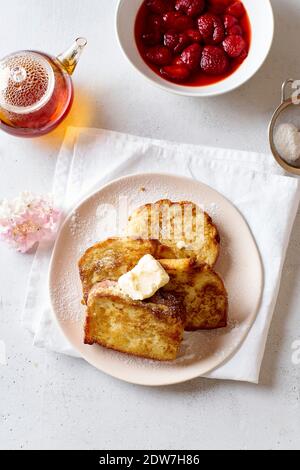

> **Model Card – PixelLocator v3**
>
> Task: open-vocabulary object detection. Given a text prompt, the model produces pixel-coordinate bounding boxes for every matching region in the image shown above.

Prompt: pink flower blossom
[0,192,61,253]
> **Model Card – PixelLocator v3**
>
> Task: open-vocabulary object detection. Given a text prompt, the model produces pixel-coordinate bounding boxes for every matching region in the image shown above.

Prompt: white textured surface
[0,0,299,450]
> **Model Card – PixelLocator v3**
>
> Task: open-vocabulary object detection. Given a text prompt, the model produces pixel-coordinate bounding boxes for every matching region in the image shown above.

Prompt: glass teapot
[0,38,87,137]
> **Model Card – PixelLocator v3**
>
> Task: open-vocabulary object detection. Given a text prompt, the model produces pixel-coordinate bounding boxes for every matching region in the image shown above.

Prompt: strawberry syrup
[135,1,252,87]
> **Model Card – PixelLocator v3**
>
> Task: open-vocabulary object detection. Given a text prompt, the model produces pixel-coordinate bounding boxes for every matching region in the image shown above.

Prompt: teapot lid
[0,52,55,115]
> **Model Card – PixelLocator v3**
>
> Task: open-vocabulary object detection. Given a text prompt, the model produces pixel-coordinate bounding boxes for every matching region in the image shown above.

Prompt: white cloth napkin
[23,127,300,384]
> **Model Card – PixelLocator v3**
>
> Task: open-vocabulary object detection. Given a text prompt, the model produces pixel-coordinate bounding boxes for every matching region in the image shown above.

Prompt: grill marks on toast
[127,200,220,267]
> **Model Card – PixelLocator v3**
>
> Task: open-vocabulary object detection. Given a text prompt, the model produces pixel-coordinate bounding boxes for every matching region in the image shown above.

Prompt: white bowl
[116,0,274,97]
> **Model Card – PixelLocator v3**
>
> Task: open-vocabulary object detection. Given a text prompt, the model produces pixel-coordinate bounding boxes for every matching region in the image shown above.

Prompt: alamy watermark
[91,198,206,243]
[0,340,6,366]
[291,339,300,366]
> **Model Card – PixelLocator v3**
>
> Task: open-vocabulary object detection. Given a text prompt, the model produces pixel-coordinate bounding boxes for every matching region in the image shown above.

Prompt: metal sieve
[269,79,300,175]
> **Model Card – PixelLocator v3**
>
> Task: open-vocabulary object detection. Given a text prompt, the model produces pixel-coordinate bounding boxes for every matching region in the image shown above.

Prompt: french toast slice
[84,281,185,361]
[160,259,228,331]
[79,237,176,303]
[127,200,220,267]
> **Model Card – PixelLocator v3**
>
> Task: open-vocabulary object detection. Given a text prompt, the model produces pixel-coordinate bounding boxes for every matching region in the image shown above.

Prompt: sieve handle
[281,79,295,103]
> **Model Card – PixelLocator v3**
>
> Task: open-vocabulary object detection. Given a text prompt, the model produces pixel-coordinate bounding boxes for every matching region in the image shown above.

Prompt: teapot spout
[57,38,87,75]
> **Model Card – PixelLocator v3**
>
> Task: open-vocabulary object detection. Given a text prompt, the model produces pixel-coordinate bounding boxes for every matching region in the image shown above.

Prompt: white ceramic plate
[49,173,263,386]
[116,0,274,97]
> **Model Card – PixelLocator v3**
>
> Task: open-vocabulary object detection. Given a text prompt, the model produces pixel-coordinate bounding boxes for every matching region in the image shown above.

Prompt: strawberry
[228,24,243,36]
[222,34,247,57]
[208,0,231,14]
[142,32,160,46]
[200,45,229,74]
[146,0,174,15]
[164,30,179,49]
[145,46,173,65]
[198,13,225,45]
[239,48,248,60]
[164,31,190,53]
[223,14,238,30]
[181,43,202,70]
[142,15,163,45]
[175,0,205,17]
[142,32,161,46]
[147,14,163,32]
[175,33,191,52]
[185,28,202,43]
[173,56,184,65]
[163,11,194,32]
[226,1,246,18]
[160,64,191,80]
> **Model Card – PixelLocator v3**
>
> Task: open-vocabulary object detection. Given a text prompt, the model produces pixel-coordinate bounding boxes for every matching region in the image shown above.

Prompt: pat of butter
[118,254,170,301]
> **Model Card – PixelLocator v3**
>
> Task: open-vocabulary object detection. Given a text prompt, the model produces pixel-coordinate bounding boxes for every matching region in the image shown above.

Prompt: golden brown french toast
[79,237,176,303]
[160,259,228,331]
[127,200,220,267]
[84,281,185,361]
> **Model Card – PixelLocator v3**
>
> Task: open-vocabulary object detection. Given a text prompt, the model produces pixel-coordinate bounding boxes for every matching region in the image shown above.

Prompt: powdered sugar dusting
[49,174,262,377]
[207,202,220,220]
[91,317,248,371]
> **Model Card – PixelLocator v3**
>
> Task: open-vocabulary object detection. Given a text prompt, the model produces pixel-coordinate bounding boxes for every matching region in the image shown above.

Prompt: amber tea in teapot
[0,38,87,137]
